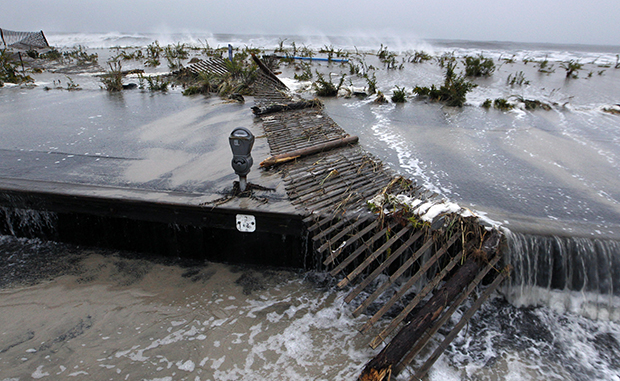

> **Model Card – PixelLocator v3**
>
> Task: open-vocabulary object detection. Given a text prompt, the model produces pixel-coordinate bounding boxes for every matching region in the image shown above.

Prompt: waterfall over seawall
[503,230,620,320]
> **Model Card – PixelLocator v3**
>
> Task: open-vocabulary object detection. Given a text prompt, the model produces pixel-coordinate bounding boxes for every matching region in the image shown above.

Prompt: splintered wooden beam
[260,136,359,168]
[394,252,504,376]
[357,232,502,381]
[410,264,511,381]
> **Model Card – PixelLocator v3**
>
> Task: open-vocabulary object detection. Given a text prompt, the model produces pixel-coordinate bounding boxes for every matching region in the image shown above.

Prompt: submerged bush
[391,86,407,103]
[507,71,530,87]
[294,62,313,81]
[63,45,98,65]
[493,98,513,111]
[463,54,495,77]
[313,72,345,97]
[0,49,33,84]
[365,72,377,95]
[140,74,169,92]
[145,41,163,67]
[560,60,583,79]
[408,50,433,63]
[413,62,476,107]
[100,61,123,91]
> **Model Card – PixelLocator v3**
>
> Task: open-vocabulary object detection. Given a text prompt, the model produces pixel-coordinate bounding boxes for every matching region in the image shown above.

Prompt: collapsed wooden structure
[182,56,512,380]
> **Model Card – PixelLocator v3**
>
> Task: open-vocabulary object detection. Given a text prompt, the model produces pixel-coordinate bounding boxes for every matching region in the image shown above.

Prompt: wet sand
[0,237,375,380]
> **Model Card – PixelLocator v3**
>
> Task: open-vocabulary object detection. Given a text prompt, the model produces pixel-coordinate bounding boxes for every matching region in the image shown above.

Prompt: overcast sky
[2,0,619,46]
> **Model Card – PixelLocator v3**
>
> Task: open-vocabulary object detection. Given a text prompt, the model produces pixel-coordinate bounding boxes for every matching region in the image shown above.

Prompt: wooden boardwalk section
[203,56,512,380]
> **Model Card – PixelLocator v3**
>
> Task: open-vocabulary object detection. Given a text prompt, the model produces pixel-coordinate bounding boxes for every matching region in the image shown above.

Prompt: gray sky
[2,0,619,46]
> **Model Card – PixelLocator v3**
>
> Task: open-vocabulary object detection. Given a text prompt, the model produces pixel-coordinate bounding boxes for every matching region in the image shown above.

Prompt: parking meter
[229,127,255,192]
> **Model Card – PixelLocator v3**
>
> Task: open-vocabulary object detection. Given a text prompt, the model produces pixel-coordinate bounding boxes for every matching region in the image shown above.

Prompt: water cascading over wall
[502,230,620,320]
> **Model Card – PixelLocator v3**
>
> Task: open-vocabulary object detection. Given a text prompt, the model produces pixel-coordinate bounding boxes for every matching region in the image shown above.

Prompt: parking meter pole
[239,175,247,192]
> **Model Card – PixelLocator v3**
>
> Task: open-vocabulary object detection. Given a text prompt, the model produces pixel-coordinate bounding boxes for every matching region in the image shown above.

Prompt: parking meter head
[229,127,255,176]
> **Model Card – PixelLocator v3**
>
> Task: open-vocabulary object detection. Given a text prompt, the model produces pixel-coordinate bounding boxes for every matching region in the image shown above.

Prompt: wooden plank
[357,234,461,326]
[318,216,370,254]
[338,225,412,288]
[395,252,503,375]
[344,230,425,303]
[312,218,347,242]
[356,232,501,381]
[323,219,379,266]
[329,222,396,277]
[352,238,435,318]
[410,265,511,381]
[369,236,468,348]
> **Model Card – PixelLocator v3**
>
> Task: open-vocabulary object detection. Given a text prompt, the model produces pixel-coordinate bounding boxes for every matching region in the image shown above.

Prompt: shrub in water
[391,86,407,103]
[464,54,495,77]
[413,62,476,107]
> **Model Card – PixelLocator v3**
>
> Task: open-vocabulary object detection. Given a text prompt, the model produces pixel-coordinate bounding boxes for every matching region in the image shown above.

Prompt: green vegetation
[145,41,163,67]
[65,76,81,91]
[377,44,401,70]
[374,91,388,104]
[114,48,144,61]
[560,60,583,79]
[0,49,33,84]
[537,57,555,74]
[482,96,552,111]
[100,61,124,91]
[365,72,377,95]
[294,62,313,81]
[182,50,258,97]
[391,86,407,103]
[514,96,552,111]
[507,71,530,87]
[62,46,98,65]
[493,98,512,111]
[463,54,495,77]
[408,50,432,63]
[313,72,345,96]
[437,52,456,68]
[413,62,476,107]
[140,74,169,92]
[164,43,189,71]
[40,47,62,61]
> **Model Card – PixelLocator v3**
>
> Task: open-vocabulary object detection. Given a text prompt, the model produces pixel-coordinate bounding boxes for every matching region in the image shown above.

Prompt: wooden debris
[357,232,502,381]
[260,136,359,168]
[251,99,323,115]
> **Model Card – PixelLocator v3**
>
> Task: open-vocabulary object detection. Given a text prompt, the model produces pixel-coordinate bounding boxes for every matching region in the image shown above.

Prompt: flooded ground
[0,236,375,380]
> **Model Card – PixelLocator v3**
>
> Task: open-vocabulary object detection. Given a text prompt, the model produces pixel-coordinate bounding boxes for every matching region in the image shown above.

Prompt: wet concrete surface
[0,88,296,214]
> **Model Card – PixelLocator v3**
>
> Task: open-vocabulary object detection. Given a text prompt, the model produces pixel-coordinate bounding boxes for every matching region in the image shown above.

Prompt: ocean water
[2,32,620,380]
